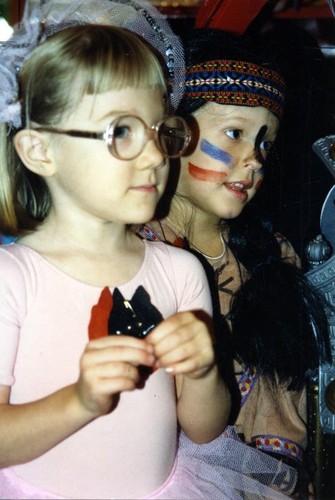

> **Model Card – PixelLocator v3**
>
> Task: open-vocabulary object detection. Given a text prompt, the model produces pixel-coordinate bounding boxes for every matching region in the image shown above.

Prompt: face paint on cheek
[200,139,233,168]
[188,163,228,182]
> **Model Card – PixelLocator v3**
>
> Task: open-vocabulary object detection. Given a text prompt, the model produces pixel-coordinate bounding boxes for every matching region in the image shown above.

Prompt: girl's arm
[0,383,96,467]
[0,336,154,467]
[175,363,230,444]
[147,311,231,444]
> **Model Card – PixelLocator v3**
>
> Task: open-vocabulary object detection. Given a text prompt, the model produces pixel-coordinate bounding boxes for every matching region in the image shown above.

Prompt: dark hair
[228,206,330,390]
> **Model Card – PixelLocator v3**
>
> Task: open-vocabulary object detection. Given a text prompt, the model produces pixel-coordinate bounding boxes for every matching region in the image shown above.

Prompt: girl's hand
[147,311,215,379]
[148,312,230,444]
[75,336,155,416]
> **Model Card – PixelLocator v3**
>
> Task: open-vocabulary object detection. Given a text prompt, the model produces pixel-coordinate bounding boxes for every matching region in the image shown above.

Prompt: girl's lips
[224,182,251,202]
[132,184,157,194]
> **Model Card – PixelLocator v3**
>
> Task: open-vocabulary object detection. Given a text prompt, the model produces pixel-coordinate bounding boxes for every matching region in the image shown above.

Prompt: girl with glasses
[0,3,232,498]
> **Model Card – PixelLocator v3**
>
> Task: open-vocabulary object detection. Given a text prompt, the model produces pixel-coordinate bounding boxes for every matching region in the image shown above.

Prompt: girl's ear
[14,129,56,177]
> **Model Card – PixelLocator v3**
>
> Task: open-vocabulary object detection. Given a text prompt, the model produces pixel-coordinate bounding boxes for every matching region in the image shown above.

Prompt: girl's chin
[218,207,246,220]
[132,211,156,225]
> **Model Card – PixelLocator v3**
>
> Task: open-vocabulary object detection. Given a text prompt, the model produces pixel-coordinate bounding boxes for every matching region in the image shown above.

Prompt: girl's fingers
[146,311,214,376]
[148,311,212,347]
[77,359,147,414]
[88,334,154,353]
[163,358,211,377]
[76,336,156,414]
[148,311,197,343]
[157,342,213,373]
[83,337,155,368]
[150,320,212,360]
[82,360,141,382]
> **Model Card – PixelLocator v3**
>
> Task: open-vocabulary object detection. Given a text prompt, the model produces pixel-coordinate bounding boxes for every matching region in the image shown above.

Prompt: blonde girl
[0,3,231,498]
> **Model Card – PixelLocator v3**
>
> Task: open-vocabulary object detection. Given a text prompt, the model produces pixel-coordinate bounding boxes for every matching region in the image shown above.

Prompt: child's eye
[225,129,242,140]
[260,140,274,153]
[114,125,131,139]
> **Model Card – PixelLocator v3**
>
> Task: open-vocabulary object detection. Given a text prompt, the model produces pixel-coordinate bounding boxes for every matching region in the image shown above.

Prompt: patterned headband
[184,60,286,119]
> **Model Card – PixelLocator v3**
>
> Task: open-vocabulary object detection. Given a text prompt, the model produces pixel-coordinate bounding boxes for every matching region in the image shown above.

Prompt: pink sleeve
[0,248,28,386]
[165,245,213,317]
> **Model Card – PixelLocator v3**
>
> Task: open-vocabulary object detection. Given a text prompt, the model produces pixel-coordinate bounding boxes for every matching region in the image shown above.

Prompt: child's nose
[244,158,263,172]
[137,139,165,169]
[241,144,264,172]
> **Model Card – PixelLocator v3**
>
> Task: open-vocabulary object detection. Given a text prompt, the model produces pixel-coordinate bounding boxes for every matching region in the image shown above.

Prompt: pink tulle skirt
[0,427,296,499]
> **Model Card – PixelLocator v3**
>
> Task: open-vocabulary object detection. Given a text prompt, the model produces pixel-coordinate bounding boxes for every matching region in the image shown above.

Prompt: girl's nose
[245,160,263,173]
[136,138,165,170]
[242,146,264,172]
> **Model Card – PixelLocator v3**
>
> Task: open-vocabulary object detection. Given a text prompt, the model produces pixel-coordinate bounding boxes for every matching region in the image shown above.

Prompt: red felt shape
[88,286,113,340]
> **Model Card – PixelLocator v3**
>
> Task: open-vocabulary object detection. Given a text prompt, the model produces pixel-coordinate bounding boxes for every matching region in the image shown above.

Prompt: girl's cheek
[200,139,233,169]
[186,140,232,183]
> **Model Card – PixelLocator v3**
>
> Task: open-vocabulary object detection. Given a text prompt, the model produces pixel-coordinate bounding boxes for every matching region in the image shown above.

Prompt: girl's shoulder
[0,242,40,265]
[0,243,41,286]
[143,240,212,315]
[0,244,39,309]
[144,238,204,270]
[0,242,30,263]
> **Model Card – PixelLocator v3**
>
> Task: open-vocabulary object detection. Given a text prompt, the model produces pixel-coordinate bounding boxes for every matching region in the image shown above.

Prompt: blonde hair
[0,25,167,235]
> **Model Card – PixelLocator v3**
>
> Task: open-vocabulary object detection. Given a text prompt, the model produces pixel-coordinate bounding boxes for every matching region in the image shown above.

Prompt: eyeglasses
[34,115,191,160]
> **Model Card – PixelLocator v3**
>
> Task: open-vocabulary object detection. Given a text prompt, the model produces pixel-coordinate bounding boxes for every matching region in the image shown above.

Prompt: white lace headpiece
[0,0,185,129]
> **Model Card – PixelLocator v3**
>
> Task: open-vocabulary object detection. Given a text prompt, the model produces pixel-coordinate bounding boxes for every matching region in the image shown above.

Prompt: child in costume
[0,2,233,498]
[140,28,330,498]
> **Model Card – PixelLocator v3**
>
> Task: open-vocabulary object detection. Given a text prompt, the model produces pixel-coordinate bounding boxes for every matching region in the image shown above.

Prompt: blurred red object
[195,0,268,33]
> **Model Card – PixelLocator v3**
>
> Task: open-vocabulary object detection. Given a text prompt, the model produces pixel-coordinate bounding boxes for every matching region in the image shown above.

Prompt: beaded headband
[184,60,286,119]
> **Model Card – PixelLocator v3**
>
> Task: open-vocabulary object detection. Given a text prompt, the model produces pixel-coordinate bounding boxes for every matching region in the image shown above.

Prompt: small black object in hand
[108,286,163,339]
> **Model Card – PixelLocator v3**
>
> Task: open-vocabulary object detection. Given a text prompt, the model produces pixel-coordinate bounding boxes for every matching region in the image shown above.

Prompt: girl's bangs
[78,43,166,96]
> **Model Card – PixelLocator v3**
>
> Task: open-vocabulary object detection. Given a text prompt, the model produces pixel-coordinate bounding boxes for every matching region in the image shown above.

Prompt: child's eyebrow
[94,110,123,121]
[214,114,250,124]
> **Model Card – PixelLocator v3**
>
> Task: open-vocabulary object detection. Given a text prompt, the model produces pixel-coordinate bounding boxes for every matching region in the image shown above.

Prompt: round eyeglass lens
[158,116,189,158]
[111,116,144,160]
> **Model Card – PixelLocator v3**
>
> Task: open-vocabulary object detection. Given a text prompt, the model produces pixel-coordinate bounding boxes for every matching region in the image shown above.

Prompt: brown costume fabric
[139,220,307,455]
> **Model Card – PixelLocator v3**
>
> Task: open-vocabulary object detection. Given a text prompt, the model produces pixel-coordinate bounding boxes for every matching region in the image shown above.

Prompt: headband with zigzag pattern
[184,60,285,119]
